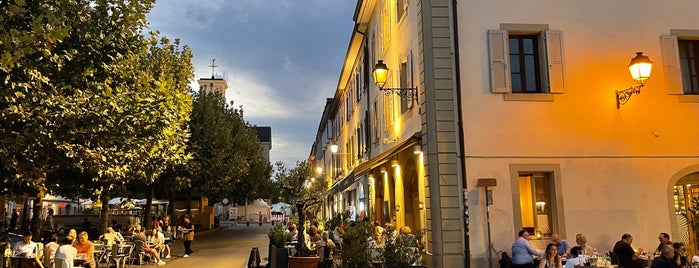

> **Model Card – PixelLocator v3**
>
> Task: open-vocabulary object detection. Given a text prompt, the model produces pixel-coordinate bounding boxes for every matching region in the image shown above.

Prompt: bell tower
[197,58,228,96]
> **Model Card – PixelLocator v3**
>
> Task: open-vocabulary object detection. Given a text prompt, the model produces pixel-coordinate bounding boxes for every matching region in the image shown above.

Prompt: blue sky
[147,0,356,167]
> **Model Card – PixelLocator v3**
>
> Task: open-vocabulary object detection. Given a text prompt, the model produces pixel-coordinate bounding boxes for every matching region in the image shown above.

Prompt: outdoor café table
[10,255,42,268]
[73,253,91,268]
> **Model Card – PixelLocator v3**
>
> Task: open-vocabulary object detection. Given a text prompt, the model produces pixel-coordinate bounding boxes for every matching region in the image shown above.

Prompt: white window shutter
[660,35,683,95]
[545,30,565,93]
[488,30,511,93]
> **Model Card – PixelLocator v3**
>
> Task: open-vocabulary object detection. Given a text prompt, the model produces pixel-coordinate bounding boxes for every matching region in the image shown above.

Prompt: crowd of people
[6,213,198,268]
[280,219,419,266]
[509,230,696,268]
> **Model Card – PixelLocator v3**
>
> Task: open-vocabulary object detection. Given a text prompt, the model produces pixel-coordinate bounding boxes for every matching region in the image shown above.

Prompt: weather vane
[209,58,218,79]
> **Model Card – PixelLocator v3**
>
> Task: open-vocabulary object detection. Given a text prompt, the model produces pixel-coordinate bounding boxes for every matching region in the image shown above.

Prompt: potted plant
[338,221,373,268]
[383,227,426,268]
[268,224,289,268]
[274,160,329,268]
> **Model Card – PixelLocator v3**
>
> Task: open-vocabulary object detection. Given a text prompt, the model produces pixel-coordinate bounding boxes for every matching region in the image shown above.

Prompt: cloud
[148,0,355,168]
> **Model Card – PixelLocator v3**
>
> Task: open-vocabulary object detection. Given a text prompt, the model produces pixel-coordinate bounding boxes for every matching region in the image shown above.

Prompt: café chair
[112,244,132,268]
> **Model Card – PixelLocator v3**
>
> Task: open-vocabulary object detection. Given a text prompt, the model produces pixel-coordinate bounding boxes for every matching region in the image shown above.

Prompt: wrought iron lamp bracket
[616,84,644,109]
[379,87,418,103]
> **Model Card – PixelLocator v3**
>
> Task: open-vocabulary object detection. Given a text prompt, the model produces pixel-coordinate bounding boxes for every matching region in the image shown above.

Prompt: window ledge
[503,93,555,102]
[678,94,699,103]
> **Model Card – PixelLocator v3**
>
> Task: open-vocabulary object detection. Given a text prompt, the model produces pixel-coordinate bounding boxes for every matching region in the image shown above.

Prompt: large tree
[1,0,195,236]
[273,160,329,255]
[186,92,272,206]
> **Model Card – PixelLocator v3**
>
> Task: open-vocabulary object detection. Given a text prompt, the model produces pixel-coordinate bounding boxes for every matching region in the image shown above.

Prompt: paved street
[160,222,272,268]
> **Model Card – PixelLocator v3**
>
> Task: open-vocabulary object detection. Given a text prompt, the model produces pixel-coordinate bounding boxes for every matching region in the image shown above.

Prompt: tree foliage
[0,0,195,235]
[273,160,329,255]
[187,92,271,203]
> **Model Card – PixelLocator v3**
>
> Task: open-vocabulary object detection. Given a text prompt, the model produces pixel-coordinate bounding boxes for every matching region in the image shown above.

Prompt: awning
[331,171,354,195]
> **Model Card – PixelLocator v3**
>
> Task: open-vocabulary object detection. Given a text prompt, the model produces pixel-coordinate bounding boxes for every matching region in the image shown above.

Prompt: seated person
[651,245,676,268]
[613,233,644,268]
[148,228,165,256]
[43,235,60,265]
[133,228,165,265]
[12,231,44,268]
[55,237,77,268]
[102,227,123,246]
[13,231,39,257]
[73,231,95,268]
[287,224,298,243]
[564,246,583,268]
[162,226,174,258]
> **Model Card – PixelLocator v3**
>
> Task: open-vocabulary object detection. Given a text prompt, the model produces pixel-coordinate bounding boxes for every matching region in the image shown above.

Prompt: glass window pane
[512,74,521,92]
[510,56,520,73]
[509,39,519,54]
[524,38,534,54]
[525,55,537,90]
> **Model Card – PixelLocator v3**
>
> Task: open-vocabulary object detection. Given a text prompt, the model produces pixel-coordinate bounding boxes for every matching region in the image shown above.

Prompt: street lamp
[329,142,350,155]
[373,60,418,102]
[616,52,653,109]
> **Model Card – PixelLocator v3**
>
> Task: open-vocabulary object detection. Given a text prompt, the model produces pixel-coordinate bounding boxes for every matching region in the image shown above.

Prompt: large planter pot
[289,256,320,268]
[270,246,289,268]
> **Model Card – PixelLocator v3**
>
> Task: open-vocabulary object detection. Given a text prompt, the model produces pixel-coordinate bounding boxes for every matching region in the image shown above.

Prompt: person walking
[10,208,19,231]
[178,215,194,257]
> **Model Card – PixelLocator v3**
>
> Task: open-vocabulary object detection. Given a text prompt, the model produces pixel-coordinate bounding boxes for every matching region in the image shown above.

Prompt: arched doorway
[673,172,699,255]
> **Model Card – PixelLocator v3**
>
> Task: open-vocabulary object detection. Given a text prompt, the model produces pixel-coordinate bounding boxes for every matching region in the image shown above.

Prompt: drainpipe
[449,0,469,267]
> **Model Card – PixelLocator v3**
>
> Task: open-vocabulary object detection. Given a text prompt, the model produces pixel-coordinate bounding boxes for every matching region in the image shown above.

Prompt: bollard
[247,247,261,268]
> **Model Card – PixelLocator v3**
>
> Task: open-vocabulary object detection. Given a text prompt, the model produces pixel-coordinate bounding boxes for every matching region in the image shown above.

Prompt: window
[399,51,413,113]
[346,89,352,121]
[381,3,390,51]
[488,26,565,94]
[396,0,407,21]
[384,92,395,131]
[662,34,699,95]
[509,35,542,93]
[356,65,363,102]
[510,164,566,239]
[519,173,554,237]
[679,40,699,94]
[372,100,379,142]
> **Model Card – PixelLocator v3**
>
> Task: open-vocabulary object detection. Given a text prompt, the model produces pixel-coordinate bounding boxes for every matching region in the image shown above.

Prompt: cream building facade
[311,0,699,267]
[459,1,699,267]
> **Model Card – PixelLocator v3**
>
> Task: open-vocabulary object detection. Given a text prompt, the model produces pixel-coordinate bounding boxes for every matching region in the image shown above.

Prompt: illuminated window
[519,173,555,237]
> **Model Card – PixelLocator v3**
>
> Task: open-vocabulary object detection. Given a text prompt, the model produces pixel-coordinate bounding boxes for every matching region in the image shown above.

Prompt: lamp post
[373,60,418,102]
[616,52,653,109]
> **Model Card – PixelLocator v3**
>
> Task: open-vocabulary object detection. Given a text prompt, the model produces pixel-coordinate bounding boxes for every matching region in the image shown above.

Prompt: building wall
[456,0,699,266]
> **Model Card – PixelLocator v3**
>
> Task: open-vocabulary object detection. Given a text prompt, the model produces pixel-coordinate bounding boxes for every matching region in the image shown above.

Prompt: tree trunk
[144,186,154,229]
[30,189,45,241]
[21,198,30,232]
[186,191,192,216]
[295,203,305,256]
[169,191,176,227]
[99,186,111,236]
[0,194,6,230]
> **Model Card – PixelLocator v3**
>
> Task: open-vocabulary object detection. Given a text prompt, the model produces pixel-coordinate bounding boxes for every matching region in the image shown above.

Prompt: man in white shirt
[13,231,38,257]
[564,246,583,268]
[55,236,78,268]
